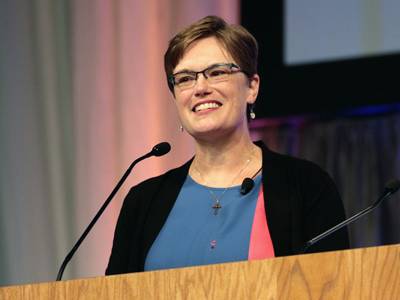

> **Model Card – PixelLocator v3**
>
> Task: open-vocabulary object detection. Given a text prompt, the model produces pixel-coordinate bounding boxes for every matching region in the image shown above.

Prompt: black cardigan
[106,141,349,275]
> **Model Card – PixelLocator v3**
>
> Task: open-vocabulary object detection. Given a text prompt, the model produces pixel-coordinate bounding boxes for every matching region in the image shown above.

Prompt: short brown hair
[164,15,258,92]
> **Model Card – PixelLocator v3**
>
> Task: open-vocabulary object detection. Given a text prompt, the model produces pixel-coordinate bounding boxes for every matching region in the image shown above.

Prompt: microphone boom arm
[55,143,170,281]
[302,184,399,254]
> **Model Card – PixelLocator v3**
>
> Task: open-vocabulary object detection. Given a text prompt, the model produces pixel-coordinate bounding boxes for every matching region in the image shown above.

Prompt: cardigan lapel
[256,141,293,256]
[140,158,193,269]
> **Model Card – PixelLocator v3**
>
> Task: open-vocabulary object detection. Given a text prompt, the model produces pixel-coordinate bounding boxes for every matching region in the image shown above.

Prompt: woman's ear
[247,74,260,105]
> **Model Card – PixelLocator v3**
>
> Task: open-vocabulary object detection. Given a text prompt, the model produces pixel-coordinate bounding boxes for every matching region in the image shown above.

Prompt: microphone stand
[56,143,169,281]
[301,180,400,254]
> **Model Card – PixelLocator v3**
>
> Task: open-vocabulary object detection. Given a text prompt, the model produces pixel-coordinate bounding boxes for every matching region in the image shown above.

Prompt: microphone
[240,178,254,195]
[56,142,171,281]
[151,142,171,156]
[240,166,263,195]
[301,179,400,254]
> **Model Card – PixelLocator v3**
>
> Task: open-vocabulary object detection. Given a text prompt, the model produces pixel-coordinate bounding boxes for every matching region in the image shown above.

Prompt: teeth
[194,102,221,112]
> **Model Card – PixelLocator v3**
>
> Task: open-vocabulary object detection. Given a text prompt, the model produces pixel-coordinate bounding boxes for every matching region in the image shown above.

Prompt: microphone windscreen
[385,179,400,193]
[152,142,171,156]
[240,178,254,195]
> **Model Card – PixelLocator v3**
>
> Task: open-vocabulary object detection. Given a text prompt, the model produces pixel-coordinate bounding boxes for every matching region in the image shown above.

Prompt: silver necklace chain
[193,149,255,215]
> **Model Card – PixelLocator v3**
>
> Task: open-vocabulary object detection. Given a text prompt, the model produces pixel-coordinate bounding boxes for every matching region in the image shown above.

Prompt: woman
[106,16,349,275]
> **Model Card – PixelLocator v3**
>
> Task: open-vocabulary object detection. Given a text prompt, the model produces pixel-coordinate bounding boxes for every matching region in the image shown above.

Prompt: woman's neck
[189,133,262,187]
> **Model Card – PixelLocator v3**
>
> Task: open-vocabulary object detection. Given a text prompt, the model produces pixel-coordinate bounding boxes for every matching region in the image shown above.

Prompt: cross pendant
[212,202,222,215]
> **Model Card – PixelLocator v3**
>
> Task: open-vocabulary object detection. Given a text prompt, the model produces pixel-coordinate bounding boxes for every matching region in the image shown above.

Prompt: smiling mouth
[192,101,222,112]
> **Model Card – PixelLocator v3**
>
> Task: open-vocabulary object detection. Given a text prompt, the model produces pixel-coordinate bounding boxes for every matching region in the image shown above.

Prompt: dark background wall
[241,1,400,118]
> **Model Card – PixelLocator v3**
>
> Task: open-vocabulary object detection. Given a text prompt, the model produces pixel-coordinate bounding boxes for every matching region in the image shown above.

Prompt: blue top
[144,174,262,271]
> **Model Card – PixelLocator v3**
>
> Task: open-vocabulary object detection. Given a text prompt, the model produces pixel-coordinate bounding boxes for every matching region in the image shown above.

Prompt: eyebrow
[172,68,196,75]
[172,63,229,75]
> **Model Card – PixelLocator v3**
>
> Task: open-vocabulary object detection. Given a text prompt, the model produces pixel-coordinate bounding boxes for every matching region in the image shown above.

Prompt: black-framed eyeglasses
[168,63,249,90]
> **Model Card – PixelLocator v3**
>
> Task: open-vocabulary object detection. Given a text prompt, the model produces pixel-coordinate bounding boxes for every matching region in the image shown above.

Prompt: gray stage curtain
[251,111,400,248]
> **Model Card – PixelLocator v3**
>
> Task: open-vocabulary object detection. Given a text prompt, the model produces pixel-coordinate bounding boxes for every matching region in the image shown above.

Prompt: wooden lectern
[0,244,399,299]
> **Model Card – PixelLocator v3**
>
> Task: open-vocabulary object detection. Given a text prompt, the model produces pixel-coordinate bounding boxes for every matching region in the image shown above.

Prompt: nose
[193,73,211,96]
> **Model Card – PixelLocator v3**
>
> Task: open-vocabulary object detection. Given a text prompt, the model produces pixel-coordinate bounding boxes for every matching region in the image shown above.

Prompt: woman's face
[172,36,259,141]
